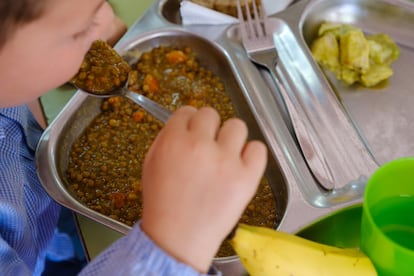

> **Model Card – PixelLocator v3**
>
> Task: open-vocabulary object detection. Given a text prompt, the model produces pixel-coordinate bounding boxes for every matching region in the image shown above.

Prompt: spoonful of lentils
[71,40,171,123]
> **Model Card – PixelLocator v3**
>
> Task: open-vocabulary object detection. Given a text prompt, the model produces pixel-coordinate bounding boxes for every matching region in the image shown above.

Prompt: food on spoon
[311,22,400,87]
[67,45,277,258]
[230,223,377,276]
[71,40,131,94]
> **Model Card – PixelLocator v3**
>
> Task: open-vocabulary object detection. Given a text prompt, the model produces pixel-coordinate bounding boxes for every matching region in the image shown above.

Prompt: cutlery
[236,0,378,190]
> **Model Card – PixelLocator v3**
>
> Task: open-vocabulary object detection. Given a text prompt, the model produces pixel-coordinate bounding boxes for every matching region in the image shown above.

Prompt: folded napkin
[180,1,238,25]
[180,0,294,26]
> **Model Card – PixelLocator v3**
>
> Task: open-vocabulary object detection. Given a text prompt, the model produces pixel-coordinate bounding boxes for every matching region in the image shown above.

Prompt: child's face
[0,0,114,107]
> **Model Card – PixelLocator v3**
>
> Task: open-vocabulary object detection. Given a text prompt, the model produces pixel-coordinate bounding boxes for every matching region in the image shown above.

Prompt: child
[0,0,267,275]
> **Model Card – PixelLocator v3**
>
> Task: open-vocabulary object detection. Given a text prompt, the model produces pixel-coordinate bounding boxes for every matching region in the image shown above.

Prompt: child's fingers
[187,107,221,139]
[241,140,268,180]
[216,118,248,154]
[165,106,197,131]
[148,106,196,152]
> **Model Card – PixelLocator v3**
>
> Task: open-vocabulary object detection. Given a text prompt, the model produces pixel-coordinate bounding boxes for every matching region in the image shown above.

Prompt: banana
[230,224,377,276]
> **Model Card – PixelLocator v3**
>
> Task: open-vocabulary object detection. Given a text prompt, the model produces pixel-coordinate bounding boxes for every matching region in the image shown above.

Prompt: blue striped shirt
[0,105,218,276]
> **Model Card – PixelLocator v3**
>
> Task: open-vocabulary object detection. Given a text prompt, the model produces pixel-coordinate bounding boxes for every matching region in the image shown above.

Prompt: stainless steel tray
[36,0,414,274]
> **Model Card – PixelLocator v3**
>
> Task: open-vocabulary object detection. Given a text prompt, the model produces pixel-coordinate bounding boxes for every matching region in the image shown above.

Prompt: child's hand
[141,106,267,273]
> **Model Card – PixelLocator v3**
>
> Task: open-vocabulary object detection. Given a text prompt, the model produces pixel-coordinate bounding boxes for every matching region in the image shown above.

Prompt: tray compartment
[301,0,414,164]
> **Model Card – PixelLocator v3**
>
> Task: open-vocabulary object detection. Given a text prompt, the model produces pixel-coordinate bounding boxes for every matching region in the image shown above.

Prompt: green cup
[361,157,414,275]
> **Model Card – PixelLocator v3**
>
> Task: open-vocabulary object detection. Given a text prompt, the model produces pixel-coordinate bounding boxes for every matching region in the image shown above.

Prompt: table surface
[40,0,154,260]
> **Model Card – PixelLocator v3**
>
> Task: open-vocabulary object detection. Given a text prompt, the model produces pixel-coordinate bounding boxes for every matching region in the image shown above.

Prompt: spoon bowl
[71,40,172,123]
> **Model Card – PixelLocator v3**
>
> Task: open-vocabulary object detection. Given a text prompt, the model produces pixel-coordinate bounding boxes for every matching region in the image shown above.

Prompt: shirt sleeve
[0,106,61,276]
[78,222,221,276]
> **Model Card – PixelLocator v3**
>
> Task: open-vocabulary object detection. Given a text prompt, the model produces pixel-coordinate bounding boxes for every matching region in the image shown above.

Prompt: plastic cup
[361,157,414,275]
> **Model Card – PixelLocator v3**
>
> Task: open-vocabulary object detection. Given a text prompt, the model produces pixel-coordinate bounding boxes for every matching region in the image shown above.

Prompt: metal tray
[36,0,414,274]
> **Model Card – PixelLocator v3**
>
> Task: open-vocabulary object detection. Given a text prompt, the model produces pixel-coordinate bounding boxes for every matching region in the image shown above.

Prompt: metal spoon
[71,40,171,123]
[74,77,172,124]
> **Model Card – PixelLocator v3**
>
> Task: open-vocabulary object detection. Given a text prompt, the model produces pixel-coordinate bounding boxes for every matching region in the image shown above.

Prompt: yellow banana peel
[230,223,377,276]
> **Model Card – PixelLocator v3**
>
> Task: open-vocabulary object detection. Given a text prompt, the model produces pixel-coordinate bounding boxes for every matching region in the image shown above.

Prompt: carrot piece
[143,74,159,93]
[166,50,187,64]
[132,110,145,122]
[110,192,126,209]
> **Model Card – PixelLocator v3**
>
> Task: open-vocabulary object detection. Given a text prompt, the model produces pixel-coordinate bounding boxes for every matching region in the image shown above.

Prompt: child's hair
[0,0,46,48]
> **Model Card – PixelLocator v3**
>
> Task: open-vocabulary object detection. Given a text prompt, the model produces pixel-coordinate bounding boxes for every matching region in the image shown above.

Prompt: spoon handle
[124,90,172,123]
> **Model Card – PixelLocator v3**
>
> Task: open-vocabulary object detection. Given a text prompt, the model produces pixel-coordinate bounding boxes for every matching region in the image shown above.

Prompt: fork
[236,0,378,190]
[237,0,337,190]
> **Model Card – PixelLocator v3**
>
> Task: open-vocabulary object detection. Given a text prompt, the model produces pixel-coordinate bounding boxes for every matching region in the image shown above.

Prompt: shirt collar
[0,105,43,151]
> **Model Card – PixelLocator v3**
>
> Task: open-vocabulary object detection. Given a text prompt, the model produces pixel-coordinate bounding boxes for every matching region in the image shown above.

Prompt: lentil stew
[67,45,277,257]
